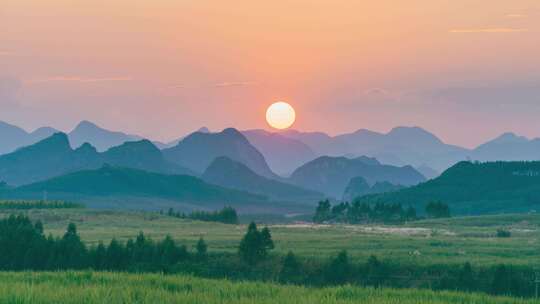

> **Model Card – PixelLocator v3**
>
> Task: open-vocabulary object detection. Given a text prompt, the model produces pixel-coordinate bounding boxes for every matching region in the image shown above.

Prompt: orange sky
[1,0,539,147]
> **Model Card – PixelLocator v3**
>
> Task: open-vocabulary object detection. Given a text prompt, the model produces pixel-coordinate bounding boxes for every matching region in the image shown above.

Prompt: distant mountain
[202,156,323,202]
[13,165,265,205]
[163,128,277,178]
[242,129,317,175]
[280,127,468,172]
[68,121,142,151]
[289,156,425,198]
[0,121,58,155]
[0,133,192,186]
[472,133,540,162]
[415,165,440,180]
[342,176,404,201]
[362,161,540,215]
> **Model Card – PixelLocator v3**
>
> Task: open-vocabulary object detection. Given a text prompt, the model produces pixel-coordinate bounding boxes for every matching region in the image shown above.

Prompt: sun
[266,101,296,129]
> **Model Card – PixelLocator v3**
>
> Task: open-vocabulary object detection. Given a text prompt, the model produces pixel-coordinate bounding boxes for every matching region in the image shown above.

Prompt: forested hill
[11,165,266,204]
[360,161,540,215]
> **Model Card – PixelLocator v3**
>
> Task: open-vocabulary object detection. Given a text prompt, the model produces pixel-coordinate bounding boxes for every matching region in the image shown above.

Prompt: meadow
[2,208,539,267]
[0,271,538,304]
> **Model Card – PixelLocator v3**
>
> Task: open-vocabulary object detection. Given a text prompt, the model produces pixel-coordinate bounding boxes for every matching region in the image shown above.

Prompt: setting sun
[266,101,296,129]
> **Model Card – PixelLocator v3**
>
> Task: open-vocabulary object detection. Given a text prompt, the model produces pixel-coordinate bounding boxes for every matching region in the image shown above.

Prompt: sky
[1,0,539,148]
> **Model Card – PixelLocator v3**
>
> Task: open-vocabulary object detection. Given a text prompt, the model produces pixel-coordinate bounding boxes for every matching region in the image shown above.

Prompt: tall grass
[0,271,536,304]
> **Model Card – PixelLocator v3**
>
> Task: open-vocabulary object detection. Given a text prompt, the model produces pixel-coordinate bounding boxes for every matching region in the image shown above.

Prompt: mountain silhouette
[281,127,468,172]
[68,120,143,151]
[13,165,265,206]
[342,176,404,201]
[202,156,323,202]
[242,129,317,176]
[0,133,192,185]
[289,156,425,198]
[163,128,277,178]
[0,121,58,155]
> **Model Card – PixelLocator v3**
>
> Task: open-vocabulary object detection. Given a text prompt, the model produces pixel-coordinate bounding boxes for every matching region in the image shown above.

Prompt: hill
[0,133,192,185]
[289,156,425,198]
[14,165,265,206]
[68,120,142,151]
[202,156,323,202]
[163,128,277,178]
[342,176,404,201]
[242,129,316,175]
[362,161,540,215]
[281,127,468,172]
[0,120,58,155]
[472,133,540,162]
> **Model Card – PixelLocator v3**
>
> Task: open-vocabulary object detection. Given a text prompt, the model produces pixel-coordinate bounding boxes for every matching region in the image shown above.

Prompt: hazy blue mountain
[163,128,277,178]
[415,165,440,180]
[342,176,404,201]
[289,156,425,198]
[14,165,265,205]
[280,127,468,172]
[472,133,540,162]
[0,121,58,155]
[202,156,323,202]
[363,161,540,215]
[242,129,317,176]
[68,120,143,151]
[0,133,192,185]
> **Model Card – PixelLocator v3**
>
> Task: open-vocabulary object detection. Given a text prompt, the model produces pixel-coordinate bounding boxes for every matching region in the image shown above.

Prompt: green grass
[0,271,537,304]
[2,209,539,266]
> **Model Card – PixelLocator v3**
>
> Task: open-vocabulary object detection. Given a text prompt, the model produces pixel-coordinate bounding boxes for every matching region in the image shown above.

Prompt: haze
[1,0,539,147]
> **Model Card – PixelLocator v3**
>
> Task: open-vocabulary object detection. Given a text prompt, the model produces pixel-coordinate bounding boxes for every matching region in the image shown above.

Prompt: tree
[238,222,273,265]
[58,223,87,269]
[325,250,351,285]
[196,237,208,260]
[491,264,510,295]
[458,262,476,291]
[105,238,126,270]
[425,201,450,218]
[313,200,332,223]
[279,251,303,284]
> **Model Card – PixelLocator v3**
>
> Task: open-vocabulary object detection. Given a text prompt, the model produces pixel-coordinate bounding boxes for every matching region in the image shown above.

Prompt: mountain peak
[74,120,100,130]
[491,132,529,144]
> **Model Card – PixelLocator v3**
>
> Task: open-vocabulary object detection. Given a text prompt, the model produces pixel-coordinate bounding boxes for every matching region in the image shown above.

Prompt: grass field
[0,271,538,304]
[2,208,539,266]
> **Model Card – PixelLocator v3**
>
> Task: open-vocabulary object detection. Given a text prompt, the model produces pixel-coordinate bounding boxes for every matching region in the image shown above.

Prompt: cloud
[449,28,528,33]
[26,76,132,84]
[213,81,258,88]
[506,14,527,18]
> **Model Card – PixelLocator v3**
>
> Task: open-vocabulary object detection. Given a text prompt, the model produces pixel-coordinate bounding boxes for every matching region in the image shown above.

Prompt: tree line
[163,206,239,224]
[313,200,450,224]
[0,200,83,210]
[0,214,533,298]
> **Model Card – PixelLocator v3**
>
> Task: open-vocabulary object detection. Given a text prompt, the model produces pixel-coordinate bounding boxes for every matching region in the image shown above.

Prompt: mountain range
[3,120,540,176]
[163,128,277,179]
[0,133,192,186]
[1,165,274,212]
[288,156,425,198]
[202,156,323,202]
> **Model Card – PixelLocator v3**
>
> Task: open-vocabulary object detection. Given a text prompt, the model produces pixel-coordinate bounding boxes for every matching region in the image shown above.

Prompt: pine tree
[196,237,208,260]
[279,251,302,284]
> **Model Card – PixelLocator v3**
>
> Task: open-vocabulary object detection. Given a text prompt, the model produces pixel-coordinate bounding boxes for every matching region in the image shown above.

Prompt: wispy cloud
[449,28,528,33]
[164,81,258,90]
[506,14,527,19]
[213,81,258,88]
[27,76,132,84]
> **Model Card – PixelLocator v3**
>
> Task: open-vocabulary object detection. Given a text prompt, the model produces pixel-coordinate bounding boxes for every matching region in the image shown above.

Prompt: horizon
[0,117,535,149]
[2,1,540,148]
